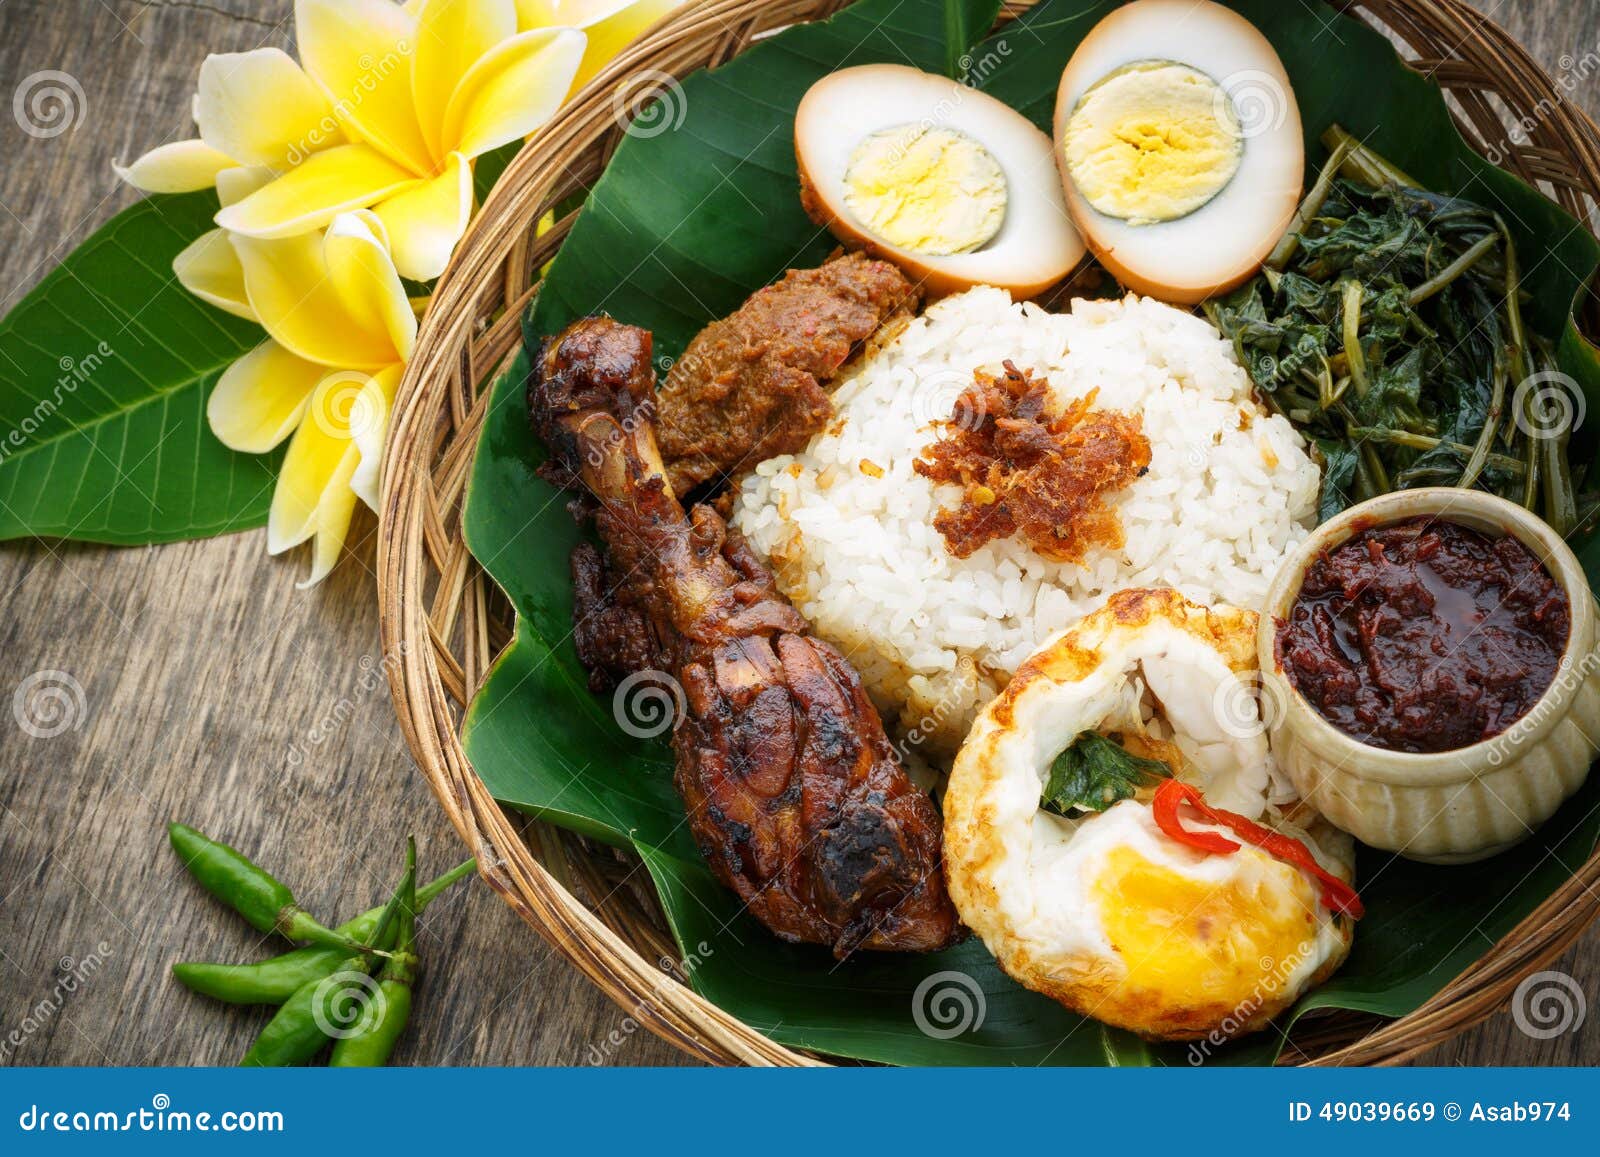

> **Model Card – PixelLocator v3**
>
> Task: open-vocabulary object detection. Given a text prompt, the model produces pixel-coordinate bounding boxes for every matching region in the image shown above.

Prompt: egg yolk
[1063,60,1242,225]
[842,124,1007,256]
[1092,845,1320,1005]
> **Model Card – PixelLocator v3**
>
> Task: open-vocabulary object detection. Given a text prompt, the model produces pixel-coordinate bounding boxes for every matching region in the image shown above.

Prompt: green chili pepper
[329,838,419,1067]
[168,823,373,954]
[240,846,416,1067]
[172,859,474,1004]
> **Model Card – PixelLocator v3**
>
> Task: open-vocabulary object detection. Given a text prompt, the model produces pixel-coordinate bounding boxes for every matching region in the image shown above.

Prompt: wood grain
[0,0,1595,1067]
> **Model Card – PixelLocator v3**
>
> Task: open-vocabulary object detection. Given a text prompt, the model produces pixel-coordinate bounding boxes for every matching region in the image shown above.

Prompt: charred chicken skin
[529,317,962,956]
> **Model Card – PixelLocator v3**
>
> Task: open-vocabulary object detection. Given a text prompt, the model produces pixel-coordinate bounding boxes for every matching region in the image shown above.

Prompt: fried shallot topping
[913,362,1151,561]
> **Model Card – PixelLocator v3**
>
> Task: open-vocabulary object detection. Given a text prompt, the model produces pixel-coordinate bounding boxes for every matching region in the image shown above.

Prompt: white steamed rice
[730,289,1320,758]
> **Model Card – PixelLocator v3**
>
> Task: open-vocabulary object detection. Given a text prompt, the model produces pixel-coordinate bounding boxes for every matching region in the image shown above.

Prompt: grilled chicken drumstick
[529,317,963,956]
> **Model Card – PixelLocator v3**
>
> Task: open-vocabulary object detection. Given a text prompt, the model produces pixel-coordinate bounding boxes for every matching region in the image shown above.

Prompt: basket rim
[378,0,1600,1068]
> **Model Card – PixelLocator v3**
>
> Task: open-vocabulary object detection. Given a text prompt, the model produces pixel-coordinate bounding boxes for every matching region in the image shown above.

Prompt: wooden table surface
[1,0,1597,1067]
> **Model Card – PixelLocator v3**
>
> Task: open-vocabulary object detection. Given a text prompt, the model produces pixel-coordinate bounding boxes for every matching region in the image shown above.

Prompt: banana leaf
[0,190,276,544]
[461,0,1600,1065]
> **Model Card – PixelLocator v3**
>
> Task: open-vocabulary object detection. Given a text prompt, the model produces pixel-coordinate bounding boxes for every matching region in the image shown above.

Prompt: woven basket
[378,0,1600,1066]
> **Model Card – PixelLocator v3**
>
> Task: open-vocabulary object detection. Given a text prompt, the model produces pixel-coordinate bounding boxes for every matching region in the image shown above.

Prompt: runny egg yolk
[1092,845,1319,1003]
[841,124,1008,256]
[1063,61,1242,225]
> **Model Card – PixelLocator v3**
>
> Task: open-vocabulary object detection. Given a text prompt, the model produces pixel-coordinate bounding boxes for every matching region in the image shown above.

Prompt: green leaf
[944,0,1004,79]
[1315,438,1359,522]
[0,190,276,544]
[1042,731,1172,815]
[463,0,1600,1066]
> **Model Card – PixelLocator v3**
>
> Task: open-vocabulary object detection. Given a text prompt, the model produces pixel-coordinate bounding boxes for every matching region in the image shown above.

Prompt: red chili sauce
[1275,517,1569,753]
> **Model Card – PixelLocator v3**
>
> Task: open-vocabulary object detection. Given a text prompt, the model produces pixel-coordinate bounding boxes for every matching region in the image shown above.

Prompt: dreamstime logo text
[1484,644,1600,767]
[1,942,114,1060]
[583,940,715,1063]
[1187,941,1316,1064]
[286,644,407,767]
[580,394,658,470]
[958,40,1013,86]
[1,341,114,466]
[284,43,412,166]
[879,42,1015,165]
[17,1094,283,1134]
[894,656,980,762]
[1482,44,1600,165]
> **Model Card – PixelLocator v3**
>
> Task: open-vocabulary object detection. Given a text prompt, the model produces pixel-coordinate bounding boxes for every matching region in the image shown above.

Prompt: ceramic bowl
[1258,488,1600,864]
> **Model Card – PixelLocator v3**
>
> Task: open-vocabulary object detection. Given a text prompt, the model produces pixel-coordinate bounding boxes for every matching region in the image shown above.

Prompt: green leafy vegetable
[1041,732,1172,815]
[0,191,275,544]
[462,0,1600,1066]
[1207,127,1582,530]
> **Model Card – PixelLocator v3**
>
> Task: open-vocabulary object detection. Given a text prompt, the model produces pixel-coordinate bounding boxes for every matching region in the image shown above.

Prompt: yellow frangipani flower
[116,0,686,583]
[211,0,590,280]
[115,0,682,214]
[113,44,348,193]
[203,211,415,586]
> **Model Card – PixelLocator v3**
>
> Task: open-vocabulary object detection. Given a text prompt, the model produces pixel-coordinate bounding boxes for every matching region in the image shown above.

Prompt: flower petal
[196,48,343,169]
[215,143,419,239]
[371,151,472,280]
[232,215,407,368]
[348,363,403,509]
[207,339,325,452]
[411,0,517,160]
[232,232,347,366]
[215,165,274,207]
[267,382,364,587]
[324,212,418,363]
[299,479,361,587]
[515,0,629,28]
[441,27,586,159]
[174,228,256,321]
[517,0,681,93]
[572,0,680,91]
[295,0,432,175]
[112,139,233,193]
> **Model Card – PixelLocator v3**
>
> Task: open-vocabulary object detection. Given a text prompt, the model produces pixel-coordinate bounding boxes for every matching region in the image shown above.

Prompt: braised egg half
[1052,0,1303,303]
[797,64,1085,297]
[943,589,1355,1041]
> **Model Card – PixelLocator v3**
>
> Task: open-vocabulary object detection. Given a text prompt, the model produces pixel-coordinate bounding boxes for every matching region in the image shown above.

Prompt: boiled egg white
[797,64,1085,298]
[1052,0,1303,303]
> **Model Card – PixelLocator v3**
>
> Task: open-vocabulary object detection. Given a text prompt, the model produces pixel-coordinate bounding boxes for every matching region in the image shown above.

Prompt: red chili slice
[1151,779,1365,920]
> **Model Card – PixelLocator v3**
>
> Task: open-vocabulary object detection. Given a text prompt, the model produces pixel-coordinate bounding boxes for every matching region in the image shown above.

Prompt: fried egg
[1051,0,1303,303]
[943,588,1355,1041]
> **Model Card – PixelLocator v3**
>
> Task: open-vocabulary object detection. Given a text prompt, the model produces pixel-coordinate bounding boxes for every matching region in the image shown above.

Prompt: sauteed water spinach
[1207,126,1587,532]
